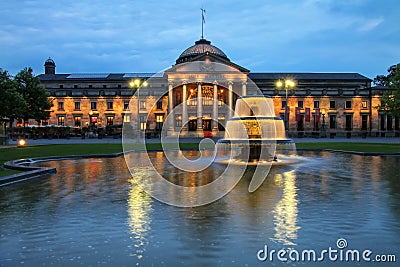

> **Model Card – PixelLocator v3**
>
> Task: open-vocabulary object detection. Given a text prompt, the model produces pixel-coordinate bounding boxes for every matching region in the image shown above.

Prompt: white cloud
[357,17,384,32]
[0,0,399,78]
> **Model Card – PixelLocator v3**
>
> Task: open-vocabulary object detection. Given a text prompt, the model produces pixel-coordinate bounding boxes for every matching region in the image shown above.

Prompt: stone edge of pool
[2,149,400,187]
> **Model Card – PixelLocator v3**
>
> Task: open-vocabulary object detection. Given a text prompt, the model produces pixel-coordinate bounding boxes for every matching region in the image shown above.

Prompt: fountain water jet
[216,96,296,165]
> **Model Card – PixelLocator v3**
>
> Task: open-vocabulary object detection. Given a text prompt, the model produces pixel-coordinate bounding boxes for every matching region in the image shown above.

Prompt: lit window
[41,120,49,126]
[140,115,147,130]
[58,116,65,126]
[74,116,81,127]
[156,115,163,122]
[218,95,225,106]
[188,98,197,106]
[156,115,163,130]
[176,115,182,127]
[123,114,131,123]
[362,101,368,109]
[107,116,114,126]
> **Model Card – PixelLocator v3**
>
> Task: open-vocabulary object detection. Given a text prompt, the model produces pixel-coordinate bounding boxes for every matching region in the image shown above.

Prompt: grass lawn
[1,142,400,178]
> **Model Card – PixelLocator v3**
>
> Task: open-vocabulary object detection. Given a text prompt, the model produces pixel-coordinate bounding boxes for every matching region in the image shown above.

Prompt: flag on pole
[296,107,300,122]
[305,108,310,122]
[201,9,206,24]
[315,108,320,123]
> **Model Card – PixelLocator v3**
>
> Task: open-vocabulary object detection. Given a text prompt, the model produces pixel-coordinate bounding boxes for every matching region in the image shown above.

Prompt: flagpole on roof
[201,8,206,39]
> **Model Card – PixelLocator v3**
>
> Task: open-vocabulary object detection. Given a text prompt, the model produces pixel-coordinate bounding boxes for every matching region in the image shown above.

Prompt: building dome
[45,57,55,66]
[44,57,56,74]
[176,39,229,64]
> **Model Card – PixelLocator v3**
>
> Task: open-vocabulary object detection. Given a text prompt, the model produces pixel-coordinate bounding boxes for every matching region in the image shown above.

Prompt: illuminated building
[36,39,394,138]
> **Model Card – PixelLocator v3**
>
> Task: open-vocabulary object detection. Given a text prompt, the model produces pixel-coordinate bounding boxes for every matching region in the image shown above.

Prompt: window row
[282,100,368,109]
[59,84,123,89]
[56,100,162,111]
[56,115,117,127]
[293,114,369,131]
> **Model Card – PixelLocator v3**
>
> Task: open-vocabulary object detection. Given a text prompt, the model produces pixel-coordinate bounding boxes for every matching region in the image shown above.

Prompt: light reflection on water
[272,170,300,246]
[127,180,152,261]
[0,151,399,266]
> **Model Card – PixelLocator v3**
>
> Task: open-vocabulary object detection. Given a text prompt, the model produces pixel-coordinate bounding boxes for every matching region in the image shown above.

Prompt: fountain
[216,96,296,165]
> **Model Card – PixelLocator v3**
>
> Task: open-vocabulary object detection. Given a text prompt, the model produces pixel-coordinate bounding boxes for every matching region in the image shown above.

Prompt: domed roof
[44,57,55,66]
[176,39,229,64]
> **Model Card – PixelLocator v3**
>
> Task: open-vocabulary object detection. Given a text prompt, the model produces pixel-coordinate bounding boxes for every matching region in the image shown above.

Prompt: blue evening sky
[1,0,399,79]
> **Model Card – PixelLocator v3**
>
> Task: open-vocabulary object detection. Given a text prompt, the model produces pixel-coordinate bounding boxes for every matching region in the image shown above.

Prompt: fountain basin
[215,96,296,164]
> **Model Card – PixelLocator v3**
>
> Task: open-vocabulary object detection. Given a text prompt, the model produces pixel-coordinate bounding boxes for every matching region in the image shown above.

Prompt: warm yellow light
[17,138,26,147]
[129,81,135,88]
[321,109,326,115]
[89,110,93,116]
[220,89,224,93]
[276,80,283,88]
[142,81,148,87]
[286,79,295,88]
[134,79,141,87]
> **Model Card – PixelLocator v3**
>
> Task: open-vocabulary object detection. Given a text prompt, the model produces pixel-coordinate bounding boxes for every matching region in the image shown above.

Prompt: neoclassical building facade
[36,38,395,138]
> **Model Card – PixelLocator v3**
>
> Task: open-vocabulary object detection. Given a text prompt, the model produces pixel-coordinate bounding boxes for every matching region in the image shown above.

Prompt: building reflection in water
[127,178,153,262]
[271,169,300,246]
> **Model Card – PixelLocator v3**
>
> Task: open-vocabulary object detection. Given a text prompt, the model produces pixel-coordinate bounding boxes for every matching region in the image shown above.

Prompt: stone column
[212,82,219,136]
[228,81,233,119]
[181,83,188,134]
[168,82,174,136]
[242,81,247,96]
[196,82,204,137]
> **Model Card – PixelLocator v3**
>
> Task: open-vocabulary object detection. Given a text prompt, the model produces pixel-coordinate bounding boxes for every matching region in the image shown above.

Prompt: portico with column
[163,38,250,138]
[164,64,249,138]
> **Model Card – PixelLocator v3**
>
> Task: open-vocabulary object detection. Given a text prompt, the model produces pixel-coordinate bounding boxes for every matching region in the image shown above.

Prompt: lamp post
[89,110,93,129]
[321,109,326,138]
[276,79,296,134]
[129,78,148,140]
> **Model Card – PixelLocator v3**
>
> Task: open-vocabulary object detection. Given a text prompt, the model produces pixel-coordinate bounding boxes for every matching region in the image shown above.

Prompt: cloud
[0,0,399,78]
[357,17,384,32]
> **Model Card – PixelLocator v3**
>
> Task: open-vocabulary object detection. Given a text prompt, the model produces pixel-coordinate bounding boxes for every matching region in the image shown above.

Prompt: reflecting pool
[1,151,399,266]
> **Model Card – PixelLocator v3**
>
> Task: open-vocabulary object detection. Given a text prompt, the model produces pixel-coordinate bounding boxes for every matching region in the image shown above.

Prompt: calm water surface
[0,151,399,266]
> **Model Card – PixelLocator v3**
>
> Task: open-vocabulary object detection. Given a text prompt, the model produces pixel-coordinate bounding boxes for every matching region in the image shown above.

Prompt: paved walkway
[2,136,400,148]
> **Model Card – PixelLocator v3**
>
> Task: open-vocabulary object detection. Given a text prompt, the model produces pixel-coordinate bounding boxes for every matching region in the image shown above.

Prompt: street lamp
[17,138,26,147]
[129,78,148,139]
[89,110,93,129]
[321,109,326,138]
[276,79,296,134]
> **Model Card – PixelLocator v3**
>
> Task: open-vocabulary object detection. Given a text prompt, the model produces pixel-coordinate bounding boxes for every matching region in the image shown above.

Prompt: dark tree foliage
[0,69,27,125]
[374,64,400,117]
[14,67,52,123]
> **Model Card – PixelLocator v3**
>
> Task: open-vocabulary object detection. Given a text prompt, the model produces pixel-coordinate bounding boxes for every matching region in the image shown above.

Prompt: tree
[374,63,400,117]
[0,69,27,127]
[14,67,52,123]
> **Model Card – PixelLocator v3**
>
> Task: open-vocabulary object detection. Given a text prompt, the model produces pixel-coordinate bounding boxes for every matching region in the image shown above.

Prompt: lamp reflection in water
[127,178,153,262]
[272,170,300,246]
